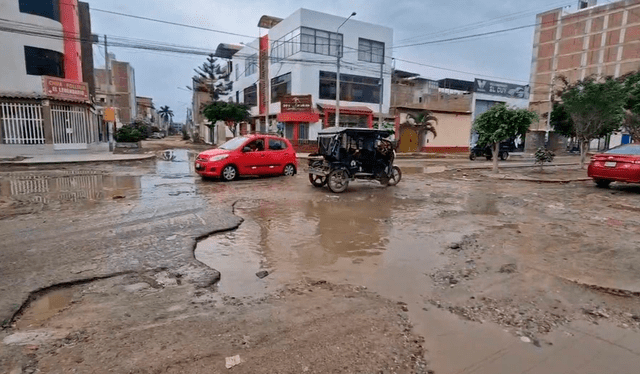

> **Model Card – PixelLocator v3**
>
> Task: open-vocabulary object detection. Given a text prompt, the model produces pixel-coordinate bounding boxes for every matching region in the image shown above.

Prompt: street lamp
[335,11,356,128]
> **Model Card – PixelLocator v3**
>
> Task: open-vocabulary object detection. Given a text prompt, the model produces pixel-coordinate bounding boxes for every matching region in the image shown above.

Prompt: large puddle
[0,149,198,216]
[195,193,474,298]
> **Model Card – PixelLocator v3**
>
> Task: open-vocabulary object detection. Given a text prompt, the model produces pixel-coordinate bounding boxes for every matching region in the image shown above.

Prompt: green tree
[193,54,231,101]
[559,76,626,168]
[473,103,538,173]
[622,71,640,143]
[202,101,250,134]
[550,102,575,138]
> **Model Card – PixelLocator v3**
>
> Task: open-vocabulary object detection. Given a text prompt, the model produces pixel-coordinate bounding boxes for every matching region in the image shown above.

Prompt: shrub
[182,127,190,140]
[534,147,555,170]
[115,125,144,143]
[130,118,152,139]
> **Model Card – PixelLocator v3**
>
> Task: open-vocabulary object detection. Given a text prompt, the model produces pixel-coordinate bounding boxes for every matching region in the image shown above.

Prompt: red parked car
[195,135,297,181]
[587,144,640,188]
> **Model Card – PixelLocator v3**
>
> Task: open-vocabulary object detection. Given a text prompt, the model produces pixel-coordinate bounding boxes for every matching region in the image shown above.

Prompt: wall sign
[42,76,89,102]
[281,95,312,112]
[474,79,530,99]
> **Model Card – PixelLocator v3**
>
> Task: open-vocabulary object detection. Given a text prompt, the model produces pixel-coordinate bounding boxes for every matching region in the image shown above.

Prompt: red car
[195,135,298,181]
[587,144,640,187]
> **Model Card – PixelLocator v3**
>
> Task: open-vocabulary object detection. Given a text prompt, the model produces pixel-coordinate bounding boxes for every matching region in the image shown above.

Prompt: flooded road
[3,149,640,373]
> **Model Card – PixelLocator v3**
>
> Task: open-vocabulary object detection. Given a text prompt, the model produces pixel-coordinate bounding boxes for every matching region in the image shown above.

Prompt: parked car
[469,140,515,161]
[307,127,401,193]
[195,135,297,181]
[587,144,640,188]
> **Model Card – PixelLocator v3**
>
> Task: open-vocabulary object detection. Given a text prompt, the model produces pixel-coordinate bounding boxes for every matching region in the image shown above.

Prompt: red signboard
[42,76,89,102]
[258,35,269,116]
[281,95,313,112]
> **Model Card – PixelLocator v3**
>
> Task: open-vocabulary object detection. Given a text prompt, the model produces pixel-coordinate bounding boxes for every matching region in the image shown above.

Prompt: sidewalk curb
[0,154,157,168]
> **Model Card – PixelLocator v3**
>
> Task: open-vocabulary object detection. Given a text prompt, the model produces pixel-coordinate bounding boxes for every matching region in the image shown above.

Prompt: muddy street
[1,151,640,373]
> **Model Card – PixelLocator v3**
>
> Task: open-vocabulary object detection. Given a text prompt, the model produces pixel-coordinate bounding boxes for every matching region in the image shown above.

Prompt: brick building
[95,55,137,127]
[528,0,640,151]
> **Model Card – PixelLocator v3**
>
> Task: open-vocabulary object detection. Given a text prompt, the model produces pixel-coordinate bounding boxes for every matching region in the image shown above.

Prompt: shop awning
[277,112,320,122]
[317,104,373,115]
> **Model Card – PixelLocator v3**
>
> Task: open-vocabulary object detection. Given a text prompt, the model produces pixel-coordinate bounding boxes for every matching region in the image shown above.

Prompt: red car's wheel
[283,164,296,176]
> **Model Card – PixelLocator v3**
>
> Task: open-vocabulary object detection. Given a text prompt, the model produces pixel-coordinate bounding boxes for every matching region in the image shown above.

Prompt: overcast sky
[88,0,581,121]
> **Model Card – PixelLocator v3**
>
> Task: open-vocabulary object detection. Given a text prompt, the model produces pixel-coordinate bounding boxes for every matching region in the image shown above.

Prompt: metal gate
[0,102,45,144]
[51,104,97,150]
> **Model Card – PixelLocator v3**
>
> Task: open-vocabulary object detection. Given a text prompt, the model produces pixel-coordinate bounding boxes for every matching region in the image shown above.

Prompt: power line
[90,8,256,39]
[396,0,572,44]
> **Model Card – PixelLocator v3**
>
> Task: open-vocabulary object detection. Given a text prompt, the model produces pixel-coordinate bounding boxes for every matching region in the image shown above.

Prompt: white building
[222,8,393,150]
[0,0,106,155]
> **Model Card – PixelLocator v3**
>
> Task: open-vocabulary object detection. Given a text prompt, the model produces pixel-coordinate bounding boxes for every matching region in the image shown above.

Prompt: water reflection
[0,171,140,207]
[194,193,442,297]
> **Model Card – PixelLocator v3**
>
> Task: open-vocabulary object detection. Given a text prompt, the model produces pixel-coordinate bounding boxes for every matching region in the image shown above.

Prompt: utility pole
[378,60,384,129]
[104,34,114,151]
[335,12,356,128]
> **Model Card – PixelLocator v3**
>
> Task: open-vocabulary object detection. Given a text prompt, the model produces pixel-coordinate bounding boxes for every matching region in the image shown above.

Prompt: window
[358,38,384,64]
[235,64,240,80]
[299,124,309,140]
[24,46,64,77]
[243,85,257,106]
[19,0,60,22]
[299,27,343,57]
[245,54,257,77]
[271,72,291,103]
[271,30,301,63]
[268,138,287,150]
[285,124,294,139]
[245,138,265,151]
[319,71,381,104]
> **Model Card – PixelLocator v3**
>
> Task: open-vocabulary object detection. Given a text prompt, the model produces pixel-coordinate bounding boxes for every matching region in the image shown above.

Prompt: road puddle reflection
[195,193,453,298]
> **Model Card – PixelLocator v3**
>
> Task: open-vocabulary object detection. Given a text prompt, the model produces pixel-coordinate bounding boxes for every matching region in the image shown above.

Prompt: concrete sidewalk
[0,152,156,166]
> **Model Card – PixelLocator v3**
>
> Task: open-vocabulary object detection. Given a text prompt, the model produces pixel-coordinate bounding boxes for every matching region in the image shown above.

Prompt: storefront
[276,95,319,152]
[318,104,374,129]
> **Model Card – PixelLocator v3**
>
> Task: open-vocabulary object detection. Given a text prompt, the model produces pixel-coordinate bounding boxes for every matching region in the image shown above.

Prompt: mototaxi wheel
[387,166,402,186]
[499,151,509,161]
[469,153,477,161]
[309,173,327,187]
[327,169,349,193]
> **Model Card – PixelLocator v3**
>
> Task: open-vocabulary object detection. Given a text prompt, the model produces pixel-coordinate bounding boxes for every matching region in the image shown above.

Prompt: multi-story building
[222,8,393,150]
[95,54,137,127]
[390,71,530,153]
[135,96,158,125]
[528,0,640,151]
[0,0,106,155]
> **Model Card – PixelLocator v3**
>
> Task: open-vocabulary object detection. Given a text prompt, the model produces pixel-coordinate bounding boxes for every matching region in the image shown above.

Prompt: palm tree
[405,111,438,138]
[158,106,174,130]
